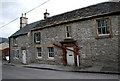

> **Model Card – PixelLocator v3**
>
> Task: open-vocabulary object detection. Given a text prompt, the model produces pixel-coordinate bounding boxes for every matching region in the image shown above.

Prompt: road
[2,65,119,79]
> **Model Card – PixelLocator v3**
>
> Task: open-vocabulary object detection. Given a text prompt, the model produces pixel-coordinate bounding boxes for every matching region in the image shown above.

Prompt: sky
[0,0,117,38]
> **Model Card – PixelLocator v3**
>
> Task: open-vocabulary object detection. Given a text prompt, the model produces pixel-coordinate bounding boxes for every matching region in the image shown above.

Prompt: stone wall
[73,15,119,68]
[32,15,119,69]
[31,25,65,65]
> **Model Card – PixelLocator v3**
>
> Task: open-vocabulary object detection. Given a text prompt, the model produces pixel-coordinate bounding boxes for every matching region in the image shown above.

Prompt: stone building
[9,2,120,71]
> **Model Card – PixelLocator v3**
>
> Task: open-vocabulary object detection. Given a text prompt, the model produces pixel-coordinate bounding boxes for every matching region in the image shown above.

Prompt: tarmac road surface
[2,65,119,79]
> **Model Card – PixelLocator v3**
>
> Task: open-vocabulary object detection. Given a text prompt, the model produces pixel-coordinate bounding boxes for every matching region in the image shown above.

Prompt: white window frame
[65,26,72,38]
[97,18,110,36]
[48,47,54,59]
[34,32,41,43]
[37,47,42,58]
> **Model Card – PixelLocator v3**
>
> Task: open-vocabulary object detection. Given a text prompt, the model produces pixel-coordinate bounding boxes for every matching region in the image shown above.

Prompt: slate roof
[34,2,120,28]
[10,2,120,37]
[11,21,39,37]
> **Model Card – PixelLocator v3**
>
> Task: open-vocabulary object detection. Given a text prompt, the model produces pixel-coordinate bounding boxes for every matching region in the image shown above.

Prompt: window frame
[16,49,19,58]
[34,32,41,44]
[37,47,42,58]
[13,49,19,59]
[96,17,112,38]
[65,25,72,38]
[48,47,54,59]
[13,37,18,46]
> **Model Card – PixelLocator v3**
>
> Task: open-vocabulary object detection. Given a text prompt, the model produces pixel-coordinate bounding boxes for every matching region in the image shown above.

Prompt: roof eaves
[10,33,28,38]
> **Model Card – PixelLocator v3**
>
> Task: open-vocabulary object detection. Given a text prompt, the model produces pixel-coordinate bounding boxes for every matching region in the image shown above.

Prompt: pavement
[2,61,119,75]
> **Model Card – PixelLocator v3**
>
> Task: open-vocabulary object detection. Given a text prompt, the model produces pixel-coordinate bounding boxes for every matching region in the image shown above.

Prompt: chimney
[20,13,28,28]
[44,9,49,19]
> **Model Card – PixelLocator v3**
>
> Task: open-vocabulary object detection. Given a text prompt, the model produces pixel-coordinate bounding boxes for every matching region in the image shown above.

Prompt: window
[66,26,72,38]
[37,48,42,58]
[13,38,18,46]
[97,18,110,36]
[13,49,19,58]
[48,47,54,59]
[34,32,41,43]
[16,50,19,58]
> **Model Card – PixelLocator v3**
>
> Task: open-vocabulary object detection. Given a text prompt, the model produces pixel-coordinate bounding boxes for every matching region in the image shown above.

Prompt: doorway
[66,47,75,65]
[22,50,26,64]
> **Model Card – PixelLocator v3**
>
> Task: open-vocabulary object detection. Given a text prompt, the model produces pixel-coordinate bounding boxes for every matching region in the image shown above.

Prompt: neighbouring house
[9,2,120,72]
[0,38,9,60]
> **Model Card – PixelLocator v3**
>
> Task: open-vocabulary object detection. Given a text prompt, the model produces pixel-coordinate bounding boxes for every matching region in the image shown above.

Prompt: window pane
[104,19,108,26]
[38,53,41,57]
[101,20,104,26]
[98,21,101,27]
[48,47,51,52]
[102,27,106,34]
[66,26,69,31]
[66,26,72,38]
[51,47,54,52]
[67,33,69,37]
[49,53,54,57]
[98,28,102,34]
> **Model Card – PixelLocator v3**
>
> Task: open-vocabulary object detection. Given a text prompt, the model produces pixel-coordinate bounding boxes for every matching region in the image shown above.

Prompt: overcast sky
[0,0,116,38]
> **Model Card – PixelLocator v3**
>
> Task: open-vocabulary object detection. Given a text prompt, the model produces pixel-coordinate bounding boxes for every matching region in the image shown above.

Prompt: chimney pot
[44,9,49,19]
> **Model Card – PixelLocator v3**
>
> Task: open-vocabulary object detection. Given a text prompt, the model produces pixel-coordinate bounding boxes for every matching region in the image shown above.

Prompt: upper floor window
[65,26,72,38]
[13,38,18,46]
[34,32,41,43]
[37,47,42,58]
[48,47,54,59]
[97,18,110,36]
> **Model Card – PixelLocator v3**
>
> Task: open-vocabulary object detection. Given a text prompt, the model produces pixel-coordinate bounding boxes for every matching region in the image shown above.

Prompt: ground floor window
[13,49,19,58]
[16,50,19,58]
[48,47,54,59]
[37,47,42,58]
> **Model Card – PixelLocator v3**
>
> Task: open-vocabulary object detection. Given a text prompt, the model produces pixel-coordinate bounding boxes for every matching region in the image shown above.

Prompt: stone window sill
[36,57,43,60]
[95,34,112,39]
[47,58,55,62]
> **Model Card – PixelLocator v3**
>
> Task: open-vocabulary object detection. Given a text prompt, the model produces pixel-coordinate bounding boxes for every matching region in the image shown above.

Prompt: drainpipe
[77,55,80,67]
[8,37,11,63]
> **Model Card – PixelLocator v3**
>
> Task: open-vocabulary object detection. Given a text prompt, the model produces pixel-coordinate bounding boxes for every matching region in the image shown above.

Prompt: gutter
[10,33,28,38]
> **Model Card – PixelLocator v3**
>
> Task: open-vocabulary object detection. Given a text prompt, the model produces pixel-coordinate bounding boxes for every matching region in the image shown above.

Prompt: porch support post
[77,55,80,67]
